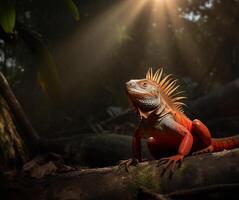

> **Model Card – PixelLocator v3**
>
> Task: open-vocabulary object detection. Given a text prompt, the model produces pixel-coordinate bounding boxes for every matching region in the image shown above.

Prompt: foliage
[64,0,80,21]
[0,0,79,100]
[17,25,61,101]
[176,0,239,92]
[0,1,16,33]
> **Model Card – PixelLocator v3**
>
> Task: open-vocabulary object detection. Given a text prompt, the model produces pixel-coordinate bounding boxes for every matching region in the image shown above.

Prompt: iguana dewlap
[126,68,239,172]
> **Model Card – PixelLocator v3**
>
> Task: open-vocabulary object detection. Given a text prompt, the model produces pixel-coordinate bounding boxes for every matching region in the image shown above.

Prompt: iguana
[124,68,239,175]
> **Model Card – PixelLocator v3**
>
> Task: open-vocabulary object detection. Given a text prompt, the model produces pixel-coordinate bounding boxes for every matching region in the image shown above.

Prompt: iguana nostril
[126,81,136,88]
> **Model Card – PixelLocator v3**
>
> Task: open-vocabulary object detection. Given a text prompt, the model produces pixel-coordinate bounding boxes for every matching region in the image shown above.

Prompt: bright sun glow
[55,0,202,90]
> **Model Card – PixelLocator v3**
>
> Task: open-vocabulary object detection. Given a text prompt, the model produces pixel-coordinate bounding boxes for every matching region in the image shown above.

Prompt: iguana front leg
[157,116,193,177]
[118,122,143,171]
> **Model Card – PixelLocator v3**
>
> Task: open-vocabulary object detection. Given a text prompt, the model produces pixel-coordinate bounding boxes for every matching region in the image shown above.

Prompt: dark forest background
[1,0,239,139]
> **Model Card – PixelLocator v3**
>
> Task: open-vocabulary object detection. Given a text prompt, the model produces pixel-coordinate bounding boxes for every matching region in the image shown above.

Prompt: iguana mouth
[125,87,154,98]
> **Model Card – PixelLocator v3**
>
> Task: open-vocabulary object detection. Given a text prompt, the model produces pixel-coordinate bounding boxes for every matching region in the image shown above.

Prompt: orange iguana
[124,68,239,175]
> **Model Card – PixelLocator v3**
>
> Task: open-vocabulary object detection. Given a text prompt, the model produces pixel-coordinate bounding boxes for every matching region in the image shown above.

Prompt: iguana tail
[212,135,239,152]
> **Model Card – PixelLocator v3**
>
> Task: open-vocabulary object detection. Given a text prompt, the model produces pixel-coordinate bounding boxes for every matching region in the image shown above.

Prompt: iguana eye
[142,82,148,87]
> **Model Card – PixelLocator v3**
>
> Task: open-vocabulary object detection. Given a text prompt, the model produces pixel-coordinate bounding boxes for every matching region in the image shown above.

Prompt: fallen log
[4,148,239,200]
[189,78,239,120]
[37,133,151,167]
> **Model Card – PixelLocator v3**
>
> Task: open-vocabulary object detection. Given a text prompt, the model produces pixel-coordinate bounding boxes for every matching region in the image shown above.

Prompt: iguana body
[126,68,239,171]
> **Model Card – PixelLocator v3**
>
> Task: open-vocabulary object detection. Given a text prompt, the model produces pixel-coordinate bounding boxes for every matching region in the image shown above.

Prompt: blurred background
[1,0,239,140]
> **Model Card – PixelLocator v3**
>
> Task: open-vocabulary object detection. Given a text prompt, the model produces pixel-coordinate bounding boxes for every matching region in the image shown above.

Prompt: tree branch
[0,72,39,147]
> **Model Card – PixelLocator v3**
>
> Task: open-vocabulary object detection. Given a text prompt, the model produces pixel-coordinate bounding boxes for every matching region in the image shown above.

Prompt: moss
[212,150,230,157]
[128,163,161,194]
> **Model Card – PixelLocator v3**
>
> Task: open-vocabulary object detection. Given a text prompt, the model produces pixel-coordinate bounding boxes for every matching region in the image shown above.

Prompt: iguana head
[126,79,160,114]
[126,68,186,118]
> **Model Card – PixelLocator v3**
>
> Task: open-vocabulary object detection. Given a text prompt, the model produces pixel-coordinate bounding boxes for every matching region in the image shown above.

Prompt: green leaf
[0,1,16,33]
[17,24,61,102]
[63,0,80,21]
[35,44,61,102]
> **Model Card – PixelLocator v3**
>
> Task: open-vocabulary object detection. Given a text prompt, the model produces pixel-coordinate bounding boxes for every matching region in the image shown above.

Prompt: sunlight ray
[142,0,174,69]
[55,0,148,95]
[164,0,205,77]
[56,0,148,68]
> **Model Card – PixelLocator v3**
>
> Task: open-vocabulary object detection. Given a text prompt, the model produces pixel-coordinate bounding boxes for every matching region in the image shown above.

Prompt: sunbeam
[56,0,147,68]
[144,0,172,67]
[55,0,211,99]
[55,0,148,96]
[163,0,205,77]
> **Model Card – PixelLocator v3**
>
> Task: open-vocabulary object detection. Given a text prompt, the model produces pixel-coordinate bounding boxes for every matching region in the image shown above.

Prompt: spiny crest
[146,68,186,112]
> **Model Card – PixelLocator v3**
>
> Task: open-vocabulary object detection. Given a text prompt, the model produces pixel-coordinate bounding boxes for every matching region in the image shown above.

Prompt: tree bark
[0,94,26,167]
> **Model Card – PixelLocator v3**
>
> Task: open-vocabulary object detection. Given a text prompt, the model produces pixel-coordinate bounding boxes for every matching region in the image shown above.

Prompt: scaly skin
[125,68,239,175]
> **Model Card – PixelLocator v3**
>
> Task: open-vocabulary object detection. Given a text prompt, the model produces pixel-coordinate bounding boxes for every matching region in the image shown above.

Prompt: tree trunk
[0,72,39,148]
[0,94,26,168]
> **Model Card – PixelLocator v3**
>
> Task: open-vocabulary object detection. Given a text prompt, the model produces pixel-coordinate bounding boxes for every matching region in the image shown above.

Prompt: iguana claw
[118,158,139,172]
[157,154,183,178]
[192,145,214,155]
